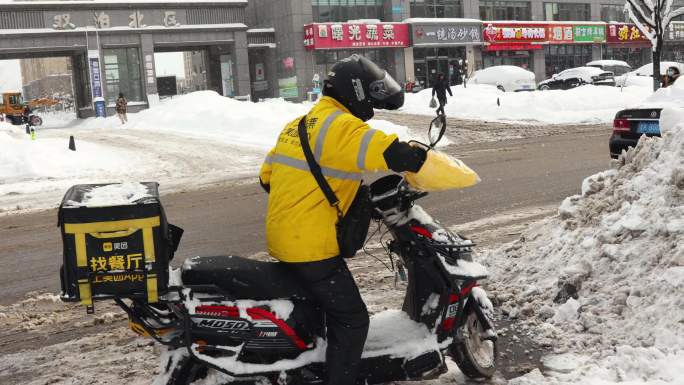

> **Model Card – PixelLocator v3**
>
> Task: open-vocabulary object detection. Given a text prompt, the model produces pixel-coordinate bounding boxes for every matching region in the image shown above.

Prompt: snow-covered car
[586,59,632,76]
[615,61,684,87]
[609,76,683,158]
[467,65,536,92]
[538,66,615,90]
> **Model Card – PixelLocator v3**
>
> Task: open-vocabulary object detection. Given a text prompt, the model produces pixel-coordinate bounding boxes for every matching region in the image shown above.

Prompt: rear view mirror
[428,115,446,148]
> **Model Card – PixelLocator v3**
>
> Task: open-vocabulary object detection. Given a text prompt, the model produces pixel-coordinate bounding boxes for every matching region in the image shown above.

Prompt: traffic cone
[30,128,36,140]
[69,135,76,151]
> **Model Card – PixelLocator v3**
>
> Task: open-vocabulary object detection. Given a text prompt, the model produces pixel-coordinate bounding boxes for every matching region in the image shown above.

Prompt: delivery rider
[259,54,479,385]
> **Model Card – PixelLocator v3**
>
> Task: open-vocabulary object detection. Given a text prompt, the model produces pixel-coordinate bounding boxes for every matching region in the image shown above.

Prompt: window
[103,48,143,105]
[544,2,591,21]
[312,0,384,22]
[479,0,531,20]
[600,4,628,22]
[410,0,463,18]
[544,45,593,77]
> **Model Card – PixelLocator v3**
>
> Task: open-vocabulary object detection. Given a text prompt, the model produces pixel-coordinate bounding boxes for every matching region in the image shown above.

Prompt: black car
[538,66,615,90]
[609,107,661,158]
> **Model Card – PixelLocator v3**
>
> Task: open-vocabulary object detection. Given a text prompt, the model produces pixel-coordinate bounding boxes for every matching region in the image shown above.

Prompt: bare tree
[624,0,684,90]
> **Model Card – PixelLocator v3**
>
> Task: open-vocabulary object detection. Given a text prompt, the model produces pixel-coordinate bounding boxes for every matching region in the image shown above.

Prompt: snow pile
[482,107,684,383]
[0,91,413,214]
[398,84,652,124]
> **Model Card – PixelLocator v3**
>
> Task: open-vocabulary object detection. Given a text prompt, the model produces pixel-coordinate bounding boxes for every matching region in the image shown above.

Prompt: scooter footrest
[403,350,442,379]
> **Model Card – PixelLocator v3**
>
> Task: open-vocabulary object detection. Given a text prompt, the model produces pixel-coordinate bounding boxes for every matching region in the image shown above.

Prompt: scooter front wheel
[163,354,208,385]
[449,311,497,379]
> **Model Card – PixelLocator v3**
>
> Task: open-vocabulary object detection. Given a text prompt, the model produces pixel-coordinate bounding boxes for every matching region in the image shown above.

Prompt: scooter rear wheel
[449,311,497,379]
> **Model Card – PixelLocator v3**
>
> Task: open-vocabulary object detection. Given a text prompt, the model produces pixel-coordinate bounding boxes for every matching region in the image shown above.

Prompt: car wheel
[539,85,550,91]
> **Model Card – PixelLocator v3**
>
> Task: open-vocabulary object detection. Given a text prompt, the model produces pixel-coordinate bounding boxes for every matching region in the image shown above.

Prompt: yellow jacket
[259,97,397,262]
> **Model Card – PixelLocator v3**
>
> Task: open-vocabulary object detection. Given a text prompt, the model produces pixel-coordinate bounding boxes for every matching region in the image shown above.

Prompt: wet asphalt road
[0,117,613,306]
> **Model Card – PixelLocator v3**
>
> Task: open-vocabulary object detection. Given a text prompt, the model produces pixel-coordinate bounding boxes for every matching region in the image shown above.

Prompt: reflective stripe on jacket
[259,96,397,263]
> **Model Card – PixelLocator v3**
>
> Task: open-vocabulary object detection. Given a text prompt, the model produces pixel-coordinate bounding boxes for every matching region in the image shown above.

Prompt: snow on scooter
[58,115,497,384]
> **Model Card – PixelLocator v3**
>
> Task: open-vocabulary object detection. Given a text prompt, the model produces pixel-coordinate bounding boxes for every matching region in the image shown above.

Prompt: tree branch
[625,0,656,27]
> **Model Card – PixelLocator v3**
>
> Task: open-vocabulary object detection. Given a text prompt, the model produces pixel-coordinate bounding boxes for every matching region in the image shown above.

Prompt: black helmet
[323,54,404,121]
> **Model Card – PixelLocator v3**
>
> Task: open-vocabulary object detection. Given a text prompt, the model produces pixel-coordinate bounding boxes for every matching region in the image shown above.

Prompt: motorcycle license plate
[447,303,458,318]
[637,121,660,134]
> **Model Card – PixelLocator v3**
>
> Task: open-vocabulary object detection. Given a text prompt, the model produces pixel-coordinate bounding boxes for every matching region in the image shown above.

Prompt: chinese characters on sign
[53,14,76,30]
[483,23,547,43]
[304,23,409,49]
[548,25,574,42]
[51,11,182,30]
[412,23,482,46]
[573,25,605,43]
[89,253,143,272]
[607,23,650,44]
[666,22,684,41]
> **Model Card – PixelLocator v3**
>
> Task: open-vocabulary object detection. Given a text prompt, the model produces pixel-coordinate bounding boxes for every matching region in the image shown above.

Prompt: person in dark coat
[431,72,452,115]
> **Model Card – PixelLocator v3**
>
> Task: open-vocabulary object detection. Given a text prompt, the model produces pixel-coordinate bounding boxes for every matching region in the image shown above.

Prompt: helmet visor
[369,71,402,101]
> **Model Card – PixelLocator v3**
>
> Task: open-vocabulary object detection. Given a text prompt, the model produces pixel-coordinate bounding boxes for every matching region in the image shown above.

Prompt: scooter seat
[180,255,311,301]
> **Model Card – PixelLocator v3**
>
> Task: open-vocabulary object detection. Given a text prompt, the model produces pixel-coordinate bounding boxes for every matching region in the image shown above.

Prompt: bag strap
[297,116,343,218]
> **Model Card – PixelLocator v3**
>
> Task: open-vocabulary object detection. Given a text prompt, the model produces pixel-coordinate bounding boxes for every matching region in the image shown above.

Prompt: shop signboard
[483,22,547,43]
[304,23,409,50]
[547,24,574,43]
[573,24,606,43]
[666,21,684,41]
[606,23,650,44]
[410,21,483,46]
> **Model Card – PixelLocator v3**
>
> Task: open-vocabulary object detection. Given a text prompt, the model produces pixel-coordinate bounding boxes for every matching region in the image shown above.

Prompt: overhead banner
[483,22,547,44]
[409,20,483,46]
[606,23,650,44]
[665,21,684,41]
[304,23,409,50]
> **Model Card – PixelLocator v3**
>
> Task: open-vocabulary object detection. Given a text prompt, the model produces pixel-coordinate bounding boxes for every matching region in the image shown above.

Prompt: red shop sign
[547,24,574,43]
[484,43,544,51]
[304,23,409,50]
[483,22,547,44]
[606,23,650,44]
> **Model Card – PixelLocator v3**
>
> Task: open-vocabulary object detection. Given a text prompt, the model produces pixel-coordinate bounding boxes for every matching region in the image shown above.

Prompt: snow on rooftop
[586,59,631,67]
[246,28,275,33]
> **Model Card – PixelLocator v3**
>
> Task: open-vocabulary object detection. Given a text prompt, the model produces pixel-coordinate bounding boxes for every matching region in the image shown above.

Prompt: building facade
[0,0,254,117]
[248,0,684,99]
[19,57,74,101]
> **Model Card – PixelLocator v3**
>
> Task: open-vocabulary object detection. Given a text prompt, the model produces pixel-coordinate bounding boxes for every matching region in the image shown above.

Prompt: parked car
[467,65,536,92]
[538,67,615,90]
[609,76,683,158]
[586,59,632,76]
[615,61,684,87]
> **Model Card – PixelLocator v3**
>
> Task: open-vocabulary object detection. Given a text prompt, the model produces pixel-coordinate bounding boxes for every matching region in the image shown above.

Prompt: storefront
[544,23,604,77]
[405,19,483,87]
[303,22,410,92]
[663,21,684,63]
[481,22,546,76]
[604,23,651,68]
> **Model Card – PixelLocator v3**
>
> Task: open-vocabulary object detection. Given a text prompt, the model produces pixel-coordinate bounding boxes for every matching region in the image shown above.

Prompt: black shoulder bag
[297,116,372,259]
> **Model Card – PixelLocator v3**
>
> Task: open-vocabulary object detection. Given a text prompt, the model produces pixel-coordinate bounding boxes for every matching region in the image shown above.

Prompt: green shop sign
[573,25,606,43]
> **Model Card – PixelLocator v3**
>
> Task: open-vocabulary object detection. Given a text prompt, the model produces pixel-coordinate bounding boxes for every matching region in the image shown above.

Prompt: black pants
[436,97,446,115]
[284,257,369,385]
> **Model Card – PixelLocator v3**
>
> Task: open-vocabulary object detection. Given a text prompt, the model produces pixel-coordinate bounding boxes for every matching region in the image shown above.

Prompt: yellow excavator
[0,92,59,127]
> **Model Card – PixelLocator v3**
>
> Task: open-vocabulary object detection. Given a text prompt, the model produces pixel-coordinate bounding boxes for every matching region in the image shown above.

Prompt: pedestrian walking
[431,72,452,116]
[115,93,128,124]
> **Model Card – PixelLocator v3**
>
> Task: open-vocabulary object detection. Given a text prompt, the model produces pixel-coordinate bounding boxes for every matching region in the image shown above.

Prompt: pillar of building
[592,44,603,61]
[590,2,602,21]
[531,0,544,21]
[462,0,480,19]
[466,46,483,73]
[404,48,415,83]
[533,49,546,81]
[139,34,158,101]
[233,30,252,97]
[265,47,278,98]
